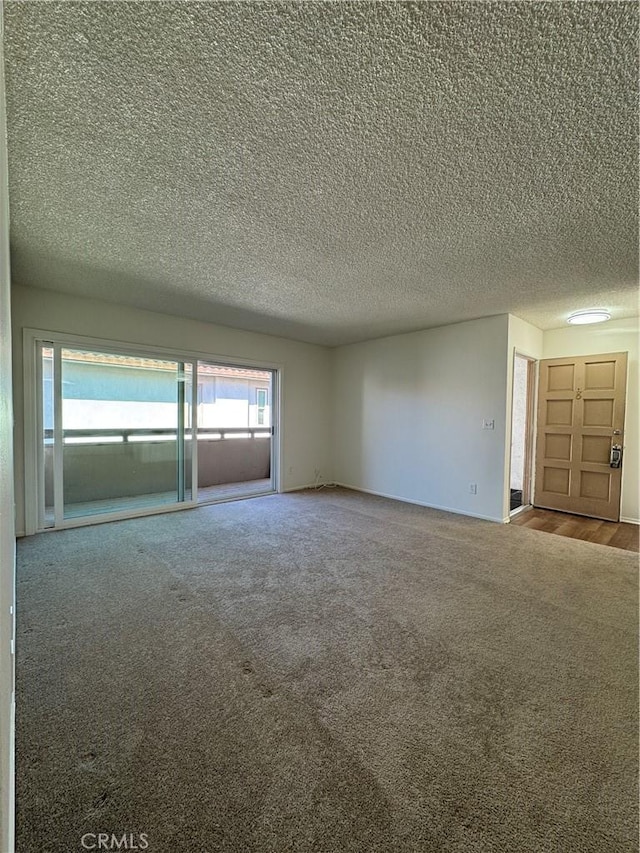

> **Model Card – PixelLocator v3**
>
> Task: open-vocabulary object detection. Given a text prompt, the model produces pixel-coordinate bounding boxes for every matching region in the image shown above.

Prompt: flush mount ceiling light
[567,310,611,325]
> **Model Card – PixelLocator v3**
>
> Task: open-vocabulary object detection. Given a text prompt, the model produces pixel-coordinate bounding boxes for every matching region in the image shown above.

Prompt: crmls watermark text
[81,833,149,850]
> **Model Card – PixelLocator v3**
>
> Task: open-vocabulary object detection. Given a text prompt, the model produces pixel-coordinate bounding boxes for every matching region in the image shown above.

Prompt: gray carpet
[16,488,639,852]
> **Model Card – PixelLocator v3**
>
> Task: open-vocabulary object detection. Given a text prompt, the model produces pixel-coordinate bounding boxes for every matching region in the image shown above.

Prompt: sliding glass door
[32,336,277,530]
[41,344,194,524]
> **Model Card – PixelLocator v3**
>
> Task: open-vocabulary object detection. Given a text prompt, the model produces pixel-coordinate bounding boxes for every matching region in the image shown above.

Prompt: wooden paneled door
[534,352,628,522]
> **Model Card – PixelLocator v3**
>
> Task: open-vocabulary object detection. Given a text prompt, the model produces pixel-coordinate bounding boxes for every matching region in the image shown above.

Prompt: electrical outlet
[288,466,294,475]
[469,483,477,495]
[482,419,495,430]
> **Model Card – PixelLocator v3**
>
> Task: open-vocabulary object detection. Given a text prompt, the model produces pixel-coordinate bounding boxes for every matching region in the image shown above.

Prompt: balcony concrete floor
[46,478,274,523]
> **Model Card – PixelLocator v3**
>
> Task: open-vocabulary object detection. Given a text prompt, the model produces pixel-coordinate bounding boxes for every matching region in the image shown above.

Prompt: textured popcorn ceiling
[3,1,638,346]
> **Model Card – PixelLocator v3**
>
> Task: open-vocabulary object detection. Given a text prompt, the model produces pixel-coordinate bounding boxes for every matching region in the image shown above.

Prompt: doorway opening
[509,353,536,516]
[533,352,627,522]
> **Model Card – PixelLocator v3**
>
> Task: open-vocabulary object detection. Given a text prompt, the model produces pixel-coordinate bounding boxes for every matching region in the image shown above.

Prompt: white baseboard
[620,516,639,525]
[333,482,506,524]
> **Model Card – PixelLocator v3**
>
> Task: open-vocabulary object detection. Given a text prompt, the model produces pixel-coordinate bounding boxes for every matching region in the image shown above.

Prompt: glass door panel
[55,347,192,519]
[196,362,274,502]
[40,344,55,528]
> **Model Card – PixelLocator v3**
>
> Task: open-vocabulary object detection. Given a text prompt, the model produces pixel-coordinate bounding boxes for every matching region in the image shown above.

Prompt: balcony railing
[43,427,272,504]
[44,427,273,444]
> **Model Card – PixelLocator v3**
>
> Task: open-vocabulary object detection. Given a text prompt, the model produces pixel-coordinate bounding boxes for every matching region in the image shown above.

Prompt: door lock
[610,444,622,468]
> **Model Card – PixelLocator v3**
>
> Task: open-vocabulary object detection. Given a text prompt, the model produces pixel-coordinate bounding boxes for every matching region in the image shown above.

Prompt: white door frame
[507,349,538,518]
[23,328,283,534]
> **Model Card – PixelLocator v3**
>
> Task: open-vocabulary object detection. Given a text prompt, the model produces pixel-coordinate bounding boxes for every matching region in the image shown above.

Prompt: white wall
[542,318,639,524]
[0,8,16,848]
[333,315,510,522]
[11,286,334,535]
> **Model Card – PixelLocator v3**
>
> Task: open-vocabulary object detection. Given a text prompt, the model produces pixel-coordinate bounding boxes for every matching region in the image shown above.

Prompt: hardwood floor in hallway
[510,508,639,553]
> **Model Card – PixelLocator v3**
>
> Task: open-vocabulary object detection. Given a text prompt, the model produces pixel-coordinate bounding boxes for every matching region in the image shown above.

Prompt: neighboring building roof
[43,348,271,381]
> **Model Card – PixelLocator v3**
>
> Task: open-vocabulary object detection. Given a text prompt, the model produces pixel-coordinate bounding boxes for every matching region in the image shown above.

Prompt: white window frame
[23,328,282,535]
